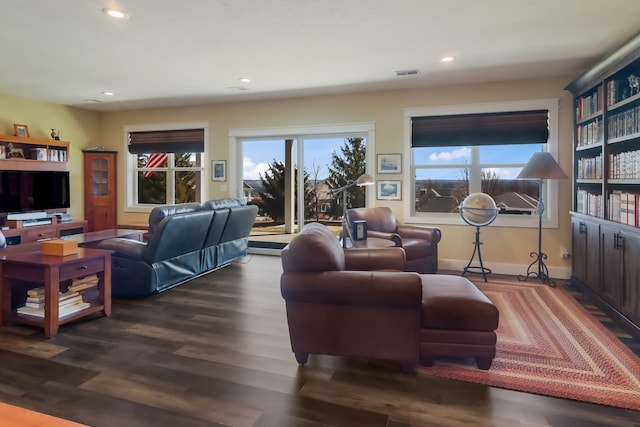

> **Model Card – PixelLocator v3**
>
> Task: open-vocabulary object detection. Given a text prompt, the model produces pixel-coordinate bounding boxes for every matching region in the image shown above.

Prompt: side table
[0,247,112,338]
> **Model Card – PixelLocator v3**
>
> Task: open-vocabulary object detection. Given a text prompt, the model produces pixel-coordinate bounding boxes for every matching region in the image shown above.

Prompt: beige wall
[1,75,575,277]
[0,92,101,221]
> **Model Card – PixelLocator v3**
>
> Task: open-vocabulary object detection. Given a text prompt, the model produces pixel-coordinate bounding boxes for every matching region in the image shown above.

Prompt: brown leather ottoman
[419,275,499,369]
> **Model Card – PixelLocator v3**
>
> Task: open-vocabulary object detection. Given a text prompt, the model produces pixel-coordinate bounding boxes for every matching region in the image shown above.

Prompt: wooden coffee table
[0,247,112,338]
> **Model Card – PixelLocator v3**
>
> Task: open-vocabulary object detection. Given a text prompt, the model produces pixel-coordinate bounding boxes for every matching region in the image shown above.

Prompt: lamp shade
[516,152,568,180]
[356,173,374,186]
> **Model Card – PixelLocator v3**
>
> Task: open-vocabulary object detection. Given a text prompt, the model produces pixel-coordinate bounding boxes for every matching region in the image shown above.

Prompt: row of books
[48,149,67,162]
[576,85,603,121]
[576,117,602,147]
[609,150,640,179]
[576,190,604,218]
[608,191,640,227]
[607,104,640,140]
[607,77,639,106]
[15,276,98,319]
[577,155,602,179]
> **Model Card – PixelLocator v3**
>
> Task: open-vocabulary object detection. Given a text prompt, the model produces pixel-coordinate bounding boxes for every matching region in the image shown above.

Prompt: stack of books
[16,286,91,319]
[67,275,99,293]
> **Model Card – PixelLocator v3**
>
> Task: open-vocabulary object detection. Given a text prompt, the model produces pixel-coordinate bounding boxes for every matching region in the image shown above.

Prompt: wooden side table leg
[0,264,9,328]
[101,254,111,317]
[44,266,60,339]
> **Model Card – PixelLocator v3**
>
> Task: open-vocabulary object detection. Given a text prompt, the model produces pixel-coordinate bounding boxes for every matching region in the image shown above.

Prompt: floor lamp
[332,173,374,248]
[516,152,568,287]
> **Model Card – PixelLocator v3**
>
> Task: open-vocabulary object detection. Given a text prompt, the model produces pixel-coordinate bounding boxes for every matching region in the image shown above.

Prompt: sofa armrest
[281,271,422,308]
[365,230,402,246]
[396,224,442,244]
[344,247,405,271]
[96,238,147,260]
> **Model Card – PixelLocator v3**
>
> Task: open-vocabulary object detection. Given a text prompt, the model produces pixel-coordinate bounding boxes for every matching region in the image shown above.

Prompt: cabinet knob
[80,265,88,270]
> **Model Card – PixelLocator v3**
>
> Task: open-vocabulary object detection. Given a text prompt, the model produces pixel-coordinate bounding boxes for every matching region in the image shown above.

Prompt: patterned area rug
[418,277,640,410]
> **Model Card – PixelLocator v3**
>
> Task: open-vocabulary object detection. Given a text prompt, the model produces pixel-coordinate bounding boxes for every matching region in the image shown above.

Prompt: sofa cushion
[281,222,345,272]
[347,207,398,233]
[148,202,202,234]
[201,198,246,210]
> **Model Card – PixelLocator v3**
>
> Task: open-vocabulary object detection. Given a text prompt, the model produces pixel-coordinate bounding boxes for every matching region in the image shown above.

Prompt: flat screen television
[0,170,70,213]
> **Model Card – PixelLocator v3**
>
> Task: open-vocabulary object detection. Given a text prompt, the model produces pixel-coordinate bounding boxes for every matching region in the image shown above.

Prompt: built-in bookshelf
[0,134,68,171]
[566,31,640,339]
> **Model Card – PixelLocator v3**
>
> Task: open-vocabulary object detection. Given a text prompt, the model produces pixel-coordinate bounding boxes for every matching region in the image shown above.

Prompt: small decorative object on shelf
[13,124,29,138]
[6,143,25,158]
[629,74,640,96]
[50,129,60,140]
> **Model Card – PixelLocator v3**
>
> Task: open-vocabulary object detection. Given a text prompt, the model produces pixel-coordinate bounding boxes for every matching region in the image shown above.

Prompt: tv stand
[1,220,88,246]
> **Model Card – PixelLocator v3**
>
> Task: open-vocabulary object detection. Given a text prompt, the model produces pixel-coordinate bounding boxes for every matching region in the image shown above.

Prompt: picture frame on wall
[377,153,402,174]
[211,160,226,181]
[377,180,402,200]
[13,124,30,138]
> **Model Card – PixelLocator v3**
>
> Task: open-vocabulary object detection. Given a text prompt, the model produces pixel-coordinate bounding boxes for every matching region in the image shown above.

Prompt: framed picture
[13,124,30,138]
[377,153,402,174]
[211,160,226,181]
[377,180,402,200]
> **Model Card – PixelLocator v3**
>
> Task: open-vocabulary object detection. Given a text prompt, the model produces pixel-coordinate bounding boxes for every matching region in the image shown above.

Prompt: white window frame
[228,122,376,224]
[403,99,560,228]
[123,121,208,212]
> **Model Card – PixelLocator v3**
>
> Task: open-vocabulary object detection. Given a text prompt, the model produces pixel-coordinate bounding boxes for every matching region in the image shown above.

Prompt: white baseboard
[439,258,571,280]
[251,247,572,280]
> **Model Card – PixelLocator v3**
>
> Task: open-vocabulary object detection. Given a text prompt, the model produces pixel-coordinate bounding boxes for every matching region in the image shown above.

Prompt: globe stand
[462,225,491,282]
[459,193,499,284]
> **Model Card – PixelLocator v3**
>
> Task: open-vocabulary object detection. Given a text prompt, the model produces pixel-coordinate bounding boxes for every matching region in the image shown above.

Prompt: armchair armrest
[281,271,422,308]
[396,224,442,244]
[365,230,402,246]
[96,238,147,260]
[344,247,405,271]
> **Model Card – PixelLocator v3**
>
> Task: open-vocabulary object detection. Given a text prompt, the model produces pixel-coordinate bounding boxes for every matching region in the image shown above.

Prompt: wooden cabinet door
[622,231,640,325]
[571,217,600,291]
[83,151,117,232]
[600,225,623,307]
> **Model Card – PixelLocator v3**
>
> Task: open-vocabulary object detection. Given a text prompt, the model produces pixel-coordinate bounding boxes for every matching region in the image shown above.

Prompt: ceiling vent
[395,69,420,77]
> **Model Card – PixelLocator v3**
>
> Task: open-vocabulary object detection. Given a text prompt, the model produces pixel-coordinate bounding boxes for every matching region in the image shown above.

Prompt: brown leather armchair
[280,222,422,372]
[346,207,441,274]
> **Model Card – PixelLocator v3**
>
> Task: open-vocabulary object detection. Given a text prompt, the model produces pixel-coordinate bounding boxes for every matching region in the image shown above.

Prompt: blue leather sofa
[97,198,258,298]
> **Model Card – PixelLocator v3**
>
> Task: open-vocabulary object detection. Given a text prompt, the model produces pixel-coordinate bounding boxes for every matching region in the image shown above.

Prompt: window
[404,99,560,227]
[125,125,207,210]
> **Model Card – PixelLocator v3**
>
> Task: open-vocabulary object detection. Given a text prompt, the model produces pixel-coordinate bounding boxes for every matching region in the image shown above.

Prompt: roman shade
[411,110,549,147]
[128,129,204,154]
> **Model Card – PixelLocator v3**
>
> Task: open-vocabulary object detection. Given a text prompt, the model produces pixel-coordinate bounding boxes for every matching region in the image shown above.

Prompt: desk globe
[460,192,499,226]
[459,193,499,281]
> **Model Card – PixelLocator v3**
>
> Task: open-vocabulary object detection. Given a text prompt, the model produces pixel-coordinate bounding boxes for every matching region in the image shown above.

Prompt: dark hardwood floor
[0,255,638,427]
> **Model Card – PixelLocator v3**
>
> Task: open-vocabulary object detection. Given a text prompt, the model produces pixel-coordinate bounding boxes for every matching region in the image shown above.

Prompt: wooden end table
[0,247,112,338]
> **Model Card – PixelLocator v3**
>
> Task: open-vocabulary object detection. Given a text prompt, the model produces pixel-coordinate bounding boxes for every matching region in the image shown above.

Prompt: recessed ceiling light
[102,91,114,96]
[441,56,455,63]
[83,99,103,104]
[102,8,129,19]
[239,78,251,83]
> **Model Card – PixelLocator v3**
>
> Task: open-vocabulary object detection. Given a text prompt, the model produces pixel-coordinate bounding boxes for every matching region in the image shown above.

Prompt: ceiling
[2,0,640,112]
